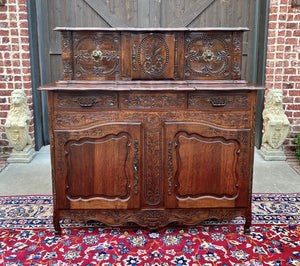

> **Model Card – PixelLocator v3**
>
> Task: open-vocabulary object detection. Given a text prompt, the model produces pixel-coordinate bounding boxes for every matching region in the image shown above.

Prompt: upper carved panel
[138,35,169,77]
[58,28,245,81]
[73,33,121,80]
[184,33,232,80]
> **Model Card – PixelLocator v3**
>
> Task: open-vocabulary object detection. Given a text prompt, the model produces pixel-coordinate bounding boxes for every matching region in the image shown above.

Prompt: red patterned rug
[0,194,299,265]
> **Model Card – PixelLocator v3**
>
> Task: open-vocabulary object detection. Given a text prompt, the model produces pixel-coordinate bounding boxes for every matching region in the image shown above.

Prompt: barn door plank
[168,0,217,27]
[83,0,127,27]
[137,0,161,27]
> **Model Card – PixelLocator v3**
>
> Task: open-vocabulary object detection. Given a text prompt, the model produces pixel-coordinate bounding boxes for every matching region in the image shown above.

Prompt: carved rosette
[73,33,120,79]
[138,35,169,77]
[184,33,231,79]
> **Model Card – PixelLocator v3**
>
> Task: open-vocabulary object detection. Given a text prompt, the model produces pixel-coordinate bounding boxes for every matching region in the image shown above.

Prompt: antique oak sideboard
[39,28,264,236]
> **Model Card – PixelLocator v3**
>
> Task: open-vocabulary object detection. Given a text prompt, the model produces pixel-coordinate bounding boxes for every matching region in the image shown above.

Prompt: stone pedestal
[259,145,286,161]
[7,145,35,163]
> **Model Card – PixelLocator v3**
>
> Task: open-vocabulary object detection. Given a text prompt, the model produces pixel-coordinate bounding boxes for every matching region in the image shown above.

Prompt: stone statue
[260,89,290,161]
[5,89,35,163]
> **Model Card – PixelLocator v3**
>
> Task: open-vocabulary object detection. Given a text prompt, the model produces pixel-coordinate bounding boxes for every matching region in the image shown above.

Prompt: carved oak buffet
[39,28,264,236]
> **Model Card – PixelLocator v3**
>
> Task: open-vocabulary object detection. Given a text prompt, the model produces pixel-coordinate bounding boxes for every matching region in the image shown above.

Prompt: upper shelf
[57,27,248,81]
[55,27,249,32]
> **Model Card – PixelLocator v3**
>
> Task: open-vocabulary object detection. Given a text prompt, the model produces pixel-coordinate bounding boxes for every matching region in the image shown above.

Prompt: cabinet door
[53,123,141,210]
[165,122,251,208]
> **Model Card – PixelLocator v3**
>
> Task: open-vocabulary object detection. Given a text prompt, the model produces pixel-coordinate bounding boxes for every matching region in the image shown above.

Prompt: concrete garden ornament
[260,89,290,161]
[5,89,35,163]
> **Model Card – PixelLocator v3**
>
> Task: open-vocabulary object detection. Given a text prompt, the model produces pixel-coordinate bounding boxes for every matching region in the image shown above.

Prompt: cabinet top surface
[39,80,265,91]
[54,27,249,32]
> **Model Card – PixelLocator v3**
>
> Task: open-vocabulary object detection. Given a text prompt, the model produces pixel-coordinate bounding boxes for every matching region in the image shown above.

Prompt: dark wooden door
[30,0,269,146]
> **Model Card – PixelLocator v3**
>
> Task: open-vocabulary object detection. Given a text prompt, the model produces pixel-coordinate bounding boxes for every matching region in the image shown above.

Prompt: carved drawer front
[188,92,250,110]
[71,32,121,80]
[119,92,186,110]
[184,32,242,80]
[54,92,118,110]
[131,33,175,80]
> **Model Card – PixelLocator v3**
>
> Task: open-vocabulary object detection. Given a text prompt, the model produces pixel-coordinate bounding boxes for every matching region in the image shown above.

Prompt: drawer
[184,31,242,80]
[188,92,250,110]
[72,32,121,80]
[119,92,186,110]
[54,91,118,110]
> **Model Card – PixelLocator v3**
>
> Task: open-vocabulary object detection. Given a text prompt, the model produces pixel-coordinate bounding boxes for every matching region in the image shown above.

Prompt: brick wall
[0,0,34,169]
[265,0,300,152]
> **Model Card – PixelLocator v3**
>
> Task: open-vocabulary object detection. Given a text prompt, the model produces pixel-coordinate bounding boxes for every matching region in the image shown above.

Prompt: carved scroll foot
[53,215,61,237]
[244,209,252,235]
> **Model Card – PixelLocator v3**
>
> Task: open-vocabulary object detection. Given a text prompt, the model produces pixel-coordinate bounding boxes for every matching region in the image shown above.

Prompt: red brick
[269,14,278,21]
[0,14,7,20]
[269,22,277,29]
[279,14,286,21]
[21,45,29,51]
[9,22,17,29]
[280,6,288,13]
[20,21,28,29]
[22,60,30,67]
[21,53,30,59]
[19,14,27,20]
[18,5,27,12]
[275,52,284,59]
[285,38,298,44]
[289,90,300,96]
[9,14,17,21]
[287,23,298,29]
[12,61,20,67]
[9,5,16,12]
[0,30,9,37]
[268,30,276,37]
[285,30,292,37]
[20,29,28,36]
[284,68,296,74]
[269,6,279,14]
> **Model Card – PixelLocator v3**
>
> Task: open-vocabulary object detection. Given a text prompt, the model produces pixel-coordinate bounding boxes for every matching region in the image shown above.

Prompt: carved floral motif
[185,33,231,78]
[144,130,162,205]
[73,34,120,78]
[138,35,169,77]
[120,94,185,109]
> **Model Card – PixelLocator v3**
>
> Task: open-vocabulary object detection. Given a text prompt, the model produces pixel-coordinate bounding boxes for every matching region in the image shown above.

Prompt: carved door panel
[131,33,175,80]
[54,123,141,210]
[165,122,251,209]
